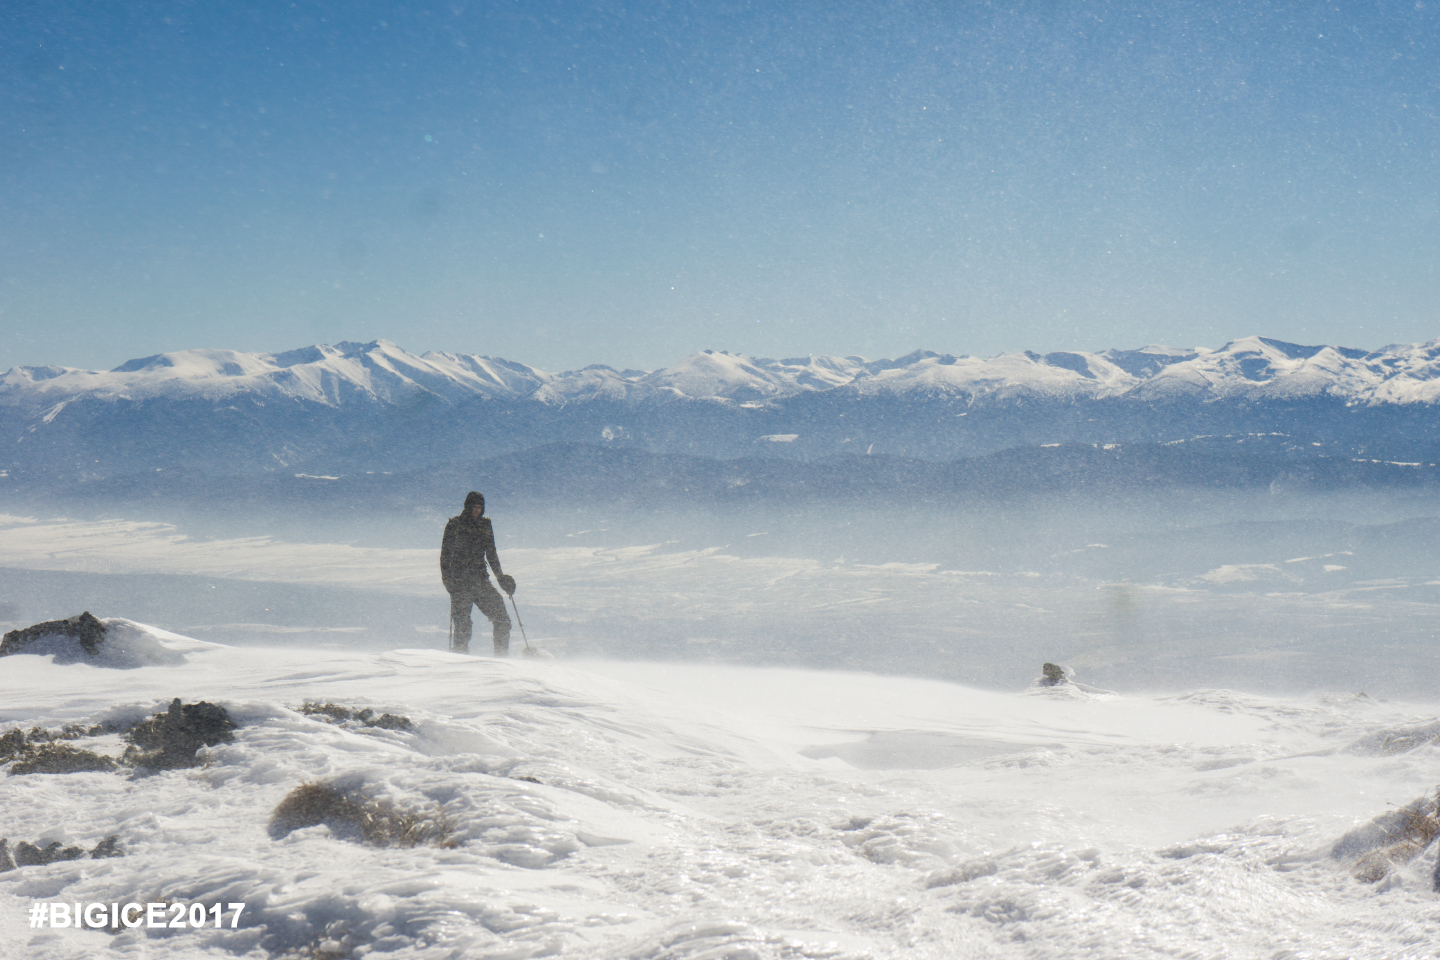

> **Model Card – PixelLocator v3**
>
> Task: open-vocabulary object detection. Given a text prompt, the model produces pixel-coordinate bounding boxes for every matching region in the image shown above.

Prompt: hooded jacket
[440,513,502,591]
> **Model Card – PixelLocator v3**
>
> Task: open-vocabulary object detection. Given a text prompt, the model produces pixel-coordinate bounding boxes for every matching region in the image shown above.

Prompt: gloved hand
[497,574,516,596]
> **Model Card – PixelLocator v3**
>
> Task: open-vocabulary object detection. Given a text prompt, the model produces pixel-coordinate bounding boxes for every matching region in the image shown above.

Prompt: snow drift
[2,624,1438,959]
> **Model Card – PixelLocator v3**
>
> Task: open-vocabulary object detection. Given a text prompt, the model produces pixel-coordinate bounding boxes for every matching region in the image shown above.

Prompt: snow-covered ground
[2,497,1438,695]
[3,499,1439,958]
[2,624,1439,959]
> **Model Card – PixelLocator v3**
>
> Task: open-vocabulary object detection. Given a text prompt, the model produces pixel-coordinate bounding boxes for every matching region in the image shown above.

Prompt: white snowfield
[5,335,1440,411]
[2,624,1438,960]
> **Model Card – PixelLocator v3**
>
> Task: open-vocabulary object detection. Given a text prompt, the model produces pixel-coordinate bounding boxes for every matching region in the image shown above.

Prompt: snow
[847,351,1136,401]
[2,624,1439,959]
[3,490,1440,957]
[5,617,201,668]
[0,341,553,410]
[633,350,800,402]
[9,336,1440,415]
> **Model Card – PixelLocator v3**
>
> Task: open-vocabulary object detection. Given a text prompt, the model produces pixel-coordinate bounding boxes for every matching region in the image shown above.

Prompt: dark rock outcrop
[14,841,87,867]
[0,835,124,872]
[3,722,122,775]
[300,701,413,731]
[1029,663,1116,696]
[1039,663,1068,686]
[89,835,124,858]
[9,743,119,775]
[0,612,106,658]
[122,698,236,771]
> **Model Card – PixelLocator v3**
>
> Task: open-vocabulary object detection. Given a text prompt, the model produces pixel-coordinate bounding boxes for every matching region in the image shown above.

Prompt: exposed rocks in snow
[10,743,118,775]
[1038,663,1068,686]
[3,700,237,776]
[2,725,95,759]
[0,835,124,872]
[1330,791,1440,884]
[122,698,236,772]
[12,840,85,867]
[3,721,121,774]
[0,616,190,667]
[1028,663,1118,698]
[300,701,413,730]
[0,612,105,658]
[89,834,124,858]
[269,782,456,848]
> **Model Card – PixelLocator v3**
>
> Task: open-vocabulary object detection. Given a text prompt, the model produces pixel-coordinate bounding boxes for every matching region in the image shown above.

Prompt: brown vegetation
[269,782,455,848]
[299,702,413,731]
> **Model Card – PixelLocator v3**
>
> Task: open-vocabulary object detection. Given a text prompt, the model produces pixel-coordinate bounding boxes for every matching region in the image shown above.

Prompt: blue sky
[2,0,1437,372]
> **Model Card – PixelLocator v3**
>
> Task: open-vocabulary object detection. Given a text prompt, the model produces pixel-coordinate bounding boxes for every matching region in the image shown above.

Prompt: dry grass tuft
[269,782,455,848]
[1348,794,1440,883]
[300,702,413,731]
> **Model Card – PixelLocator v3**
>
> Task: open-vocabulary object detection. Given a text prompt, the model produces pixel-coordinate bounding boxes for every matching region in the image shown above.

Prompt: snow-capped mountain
[5,336,1440,412]
[2,335,1440,482]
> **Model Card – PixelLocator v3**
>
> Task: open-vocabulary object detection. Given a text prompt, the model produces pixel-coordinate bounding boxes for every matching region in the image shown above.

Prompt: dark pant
[449,580,511,656]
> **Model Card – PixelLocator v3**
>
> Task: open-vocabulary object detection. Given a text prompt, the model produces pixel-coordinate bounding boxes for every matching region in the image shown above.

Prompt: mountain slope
[4,336,1440,481]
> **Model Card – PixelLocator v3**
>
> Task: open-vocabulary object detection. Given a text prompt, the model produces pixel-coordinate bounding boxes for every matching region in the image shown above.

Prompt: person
[440,491,516,656]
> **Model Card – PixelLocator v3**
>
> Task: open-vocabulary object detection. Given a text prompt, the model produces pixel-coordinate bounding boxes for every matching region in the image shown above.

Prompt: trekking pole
[507,595,534,654]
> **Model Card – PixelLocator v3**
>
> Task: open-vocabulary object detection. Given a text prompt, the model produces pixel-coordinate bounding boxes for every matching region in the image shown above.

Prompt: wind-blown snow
[2,625,1437,959]
[5,617,201,667]
[4,507,1439,697]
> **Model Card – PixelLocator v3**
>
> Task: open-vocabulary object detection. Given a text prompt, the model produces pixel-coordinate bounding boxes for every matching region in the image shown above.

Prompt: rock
[0,835,123,871]
[123,698,236,771]
[301,701,353,723]
[301,702,414,731]
[9,743,119,775]
[1029,663,1117,697]
[0,728,26,761]
[13,841,86,867]
[89,835,123,859]
[0,612,106,658]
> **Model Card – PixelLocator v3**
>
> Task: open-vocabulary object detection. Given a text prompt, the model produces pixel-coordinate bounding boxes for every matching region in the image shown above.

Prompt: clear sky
[2,0,1437,373]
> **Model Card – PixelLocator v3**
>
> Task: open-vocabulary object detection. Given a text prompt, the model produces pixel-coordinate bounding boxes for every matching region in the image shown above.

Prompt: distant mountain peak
[7,336,1440,414]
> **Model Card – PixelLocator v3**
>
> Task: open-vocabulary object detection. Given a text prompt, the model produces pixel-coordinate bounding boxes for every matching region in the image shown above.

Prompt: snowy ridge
[7,336,1440,413]
[1,341,553,409]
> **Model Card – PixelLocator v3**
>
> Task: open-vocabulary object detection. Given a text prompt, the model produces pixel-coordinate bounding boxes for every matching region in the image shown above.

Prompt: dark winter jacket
[440,514,502,591]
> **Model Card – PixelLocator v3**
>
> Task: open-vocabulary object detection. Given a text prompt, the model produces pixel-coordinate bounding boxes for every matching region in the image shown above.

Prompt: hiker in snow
[440,491,516,656]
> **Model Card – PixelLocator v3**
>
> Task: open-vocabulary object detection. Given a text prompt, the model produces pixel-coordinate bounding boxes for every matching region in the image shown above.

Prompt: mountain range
[3,335,1439,485]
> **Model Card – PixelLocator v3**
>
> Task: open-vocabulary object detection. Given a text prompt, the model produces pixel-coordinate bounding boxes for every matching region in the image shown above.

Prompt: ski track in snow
[1,635,1439,959]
